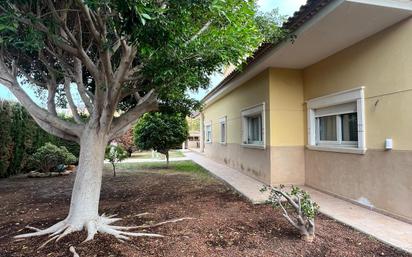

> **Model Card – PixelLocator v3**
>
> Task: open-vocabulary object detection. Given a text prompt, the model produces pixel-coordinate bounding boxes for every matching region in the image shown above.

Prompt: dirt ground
[0,161,410,257]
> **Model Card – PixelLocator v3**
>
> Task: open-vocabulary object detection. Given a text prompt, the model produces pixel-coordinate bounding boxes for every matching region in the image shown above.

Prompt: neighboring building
[200,0,412,223]
[184,112,201,149]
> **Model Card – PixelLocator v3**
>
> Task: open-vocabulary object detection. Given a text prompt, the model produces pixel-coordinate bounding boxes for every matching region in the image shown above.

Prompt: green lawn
[129,150,185,160]
[105,160,213,181]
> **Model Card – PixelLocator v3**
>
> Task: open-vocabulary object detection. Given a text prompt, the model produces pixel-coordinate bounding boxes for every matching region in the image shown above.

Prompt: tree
[134,112,188,166]
[255,9,287,42]
[0,101,13,178]
[114,128,135,156]
[0,0,266,243]
[261,185,319,242]
[105,144,128,177]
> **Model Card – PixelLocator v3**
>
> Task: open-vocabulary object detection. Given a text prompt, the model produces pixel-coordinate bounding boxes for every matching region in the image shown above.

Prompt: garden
[0,161,408,257]
[0,0,410,256]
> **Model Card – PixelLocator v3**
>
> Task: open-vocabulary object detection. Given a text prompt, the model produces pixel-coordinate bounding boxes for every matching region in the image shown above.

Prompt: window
[241,103,265,148]
[205,122,212,143]
[247,115,262,144]
[307,87,365,154]
[219,116,227,144]
[316,112,358,146]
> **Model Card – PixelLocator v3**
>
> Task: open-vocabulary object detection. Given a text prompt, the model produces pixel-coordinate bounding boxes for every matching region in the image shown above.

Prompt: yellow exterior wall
[303,17,412,150]
[268,68,306,185]
[269,68,305,146]
[203,69,270,145]
[303,17,412,221]
[202,69,271,183]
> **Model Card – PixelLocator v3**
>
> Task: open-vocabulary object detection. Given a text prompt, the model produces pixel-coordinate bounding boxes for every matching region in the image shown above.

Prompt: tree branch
[185,20,212,46]
[75,0,101,41]
[33,116,80,143]
[113,41,136,92]
[64,76,83,124]
[108,90,158,140]
[46,0,100,80]
[15,15,79,56]
[0,60,83,139]
[73,58,94,114]
[46,78,58,116]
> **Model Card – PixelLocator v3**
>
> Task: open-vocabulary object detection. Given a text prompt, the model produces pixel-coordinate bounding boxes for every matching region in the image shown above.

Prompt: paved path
[185,151,412,254]
[185,151,269,204]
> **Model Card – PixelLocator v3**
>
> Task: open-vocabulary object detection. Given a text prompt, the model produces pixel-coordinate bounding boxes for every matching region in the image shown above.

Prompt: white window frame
[241,102,266,149]
[306,87,366,154]
[219,116,227,145]
[204,121,212,144]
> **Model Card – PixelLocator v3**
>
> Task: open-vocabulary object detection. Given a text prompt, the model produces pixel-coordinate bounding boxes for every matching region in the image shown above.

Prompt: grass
[129,150,185,160]
[105,160,213,181]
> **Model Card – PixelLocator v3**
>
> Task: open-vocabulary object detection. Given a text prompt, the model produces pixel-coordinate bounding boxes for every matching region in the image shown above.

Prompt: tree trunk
[15,127,183,242]
[112,163,116,177]
[66,130,107,230]
[165,151,169,168]
[299,222,315,242]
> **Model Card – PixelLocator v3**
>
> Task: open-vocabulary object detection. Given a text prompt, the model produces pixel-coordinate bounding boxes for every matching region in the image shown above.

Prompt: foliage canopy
[0,0,268,139]
[133,112,188,164]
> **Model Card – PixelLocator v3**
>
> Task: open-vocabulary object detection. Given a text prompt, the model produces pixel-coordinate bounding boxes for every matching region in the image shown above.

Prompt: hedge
[0,100,80,178]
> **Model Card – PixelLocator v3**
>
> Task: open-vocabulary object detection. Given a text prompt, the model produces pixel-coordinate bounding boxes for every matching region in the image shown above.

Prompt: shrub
[0,100,80,178]
[105,144,129,177]
[30,143,77,173]
[261,185,319,242]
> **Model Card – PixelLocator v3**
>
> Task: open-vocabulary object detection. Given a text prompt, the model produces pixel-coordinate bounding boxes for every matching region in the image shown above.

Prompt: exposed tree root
[14,213,194,248]
[69,246,80,257]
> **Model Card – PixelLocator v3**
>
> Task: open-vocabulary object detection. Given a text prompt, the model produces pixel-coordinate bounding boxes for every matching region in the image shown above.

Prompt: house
[183,112,201,149]
[199,0,412,223]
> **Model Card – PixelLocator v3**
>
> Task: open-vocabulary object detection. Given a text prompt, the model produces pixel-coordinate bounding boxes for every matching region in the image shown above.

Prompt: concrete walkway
[185,151,412,254]
[185,151,268,203]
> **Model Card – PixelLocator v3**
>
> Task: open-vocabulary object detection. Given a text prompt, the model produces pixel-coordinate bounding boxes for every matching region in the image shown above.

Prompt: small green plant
[30,143,77,173]
[261,185,319,242]
[105,144,129,177]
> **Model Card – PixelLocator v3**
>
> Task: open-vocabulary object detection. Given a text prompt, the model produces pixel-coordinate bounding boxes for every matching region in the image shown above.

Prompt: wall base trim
[305,184,412,225]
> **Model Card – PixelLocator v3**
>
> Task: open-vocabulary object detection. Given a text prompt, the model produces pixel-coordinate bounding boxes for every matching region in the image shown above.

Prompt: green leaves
[30,142,77,173]
[0,0,283,125]
[255,8,288,43]
[105,144,128,163]
[133,112,188,154]
[139,13,152,25]
[262,184,320,219]
[114,0,265,104]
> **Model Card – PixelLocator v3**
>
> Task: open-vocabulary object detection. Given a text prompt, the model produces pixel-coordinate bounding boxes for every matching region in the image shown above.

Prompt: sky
[0,0,307,105]
[191,0,307,100]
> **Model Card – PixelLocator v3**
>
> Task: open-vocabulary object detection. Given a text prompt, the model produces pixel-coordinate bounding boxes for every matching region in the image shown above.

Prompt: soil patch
[0,162,409,257]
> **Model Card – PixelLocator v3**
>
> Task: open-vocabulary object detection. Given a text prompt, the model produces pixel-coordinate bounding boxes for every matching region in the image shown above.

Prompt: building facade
[200,0,412,223]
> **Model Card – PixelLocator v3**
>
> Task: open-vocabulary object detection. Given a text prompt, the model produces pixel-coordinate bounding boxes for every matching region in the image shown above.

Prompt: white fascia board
[347,0,412,11]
